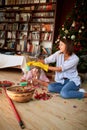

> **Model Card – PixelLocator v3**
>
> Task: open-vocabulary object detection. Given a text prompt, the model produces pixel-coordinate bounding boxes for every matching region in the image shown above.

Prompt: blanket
[0,54,26,72]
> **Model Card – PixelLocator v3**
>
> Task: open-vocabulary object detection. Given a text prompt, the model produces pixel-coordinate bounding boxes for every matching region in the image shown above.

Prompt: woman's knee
[60,81,78,99]
[60,90,70,99]
[48,84,54,92]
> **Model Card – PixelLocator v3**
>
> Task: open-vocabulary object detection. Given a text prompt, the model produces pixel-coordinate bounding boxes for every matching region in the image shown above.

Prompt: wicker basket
[6,86,35,103]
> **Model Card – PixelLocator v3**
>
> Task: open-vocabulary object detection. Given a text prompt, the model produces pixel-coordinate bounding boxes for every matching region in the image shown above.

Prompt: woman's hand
[37,59,44,64]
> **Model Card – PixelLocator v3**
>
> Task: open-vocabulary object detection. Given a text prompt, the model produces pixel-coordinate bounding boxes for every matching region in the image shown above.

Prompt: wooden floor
[0,68,87,130]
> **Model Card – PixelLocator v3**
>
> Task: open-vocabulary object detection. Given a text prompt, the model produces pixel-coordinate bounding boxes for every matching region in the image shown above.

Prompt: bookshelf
[0,0,57,56]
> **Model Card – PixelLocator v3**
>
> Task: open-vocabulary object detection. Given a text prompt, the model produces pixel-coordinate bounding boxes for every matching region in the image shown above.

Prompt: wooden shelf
[0,2,56,8]
[0,0,57,56]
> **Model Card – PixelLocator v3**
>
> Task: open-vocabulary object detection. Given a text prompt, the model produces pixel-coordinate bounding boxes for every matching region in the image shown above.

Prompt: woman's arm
[48,66,62,72]
[38,58,62,72]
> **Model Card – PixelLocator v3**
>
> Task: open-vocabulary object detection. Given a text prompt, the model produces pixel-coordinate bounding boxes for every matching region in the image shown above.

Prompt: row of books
[7,31,16,39]
[0,12,31,21]
[0,24,5,30]
[41,32,52,41]
[16,40,51,56]
[0,29,53,41]
[0,23,28,31]
[0,12,5,21]
[16,41,40,54]
[6,24,18,31]
[0,35,52,55]
[6,40,15,49]
[0,39,15,50]
[0,31,5,38]
[0,23,53,32]
[30,24,53,31]
[0,40,5,48]
[0,12,54,22]
[30,24,40,31]
[16,13,31,21]
[32,18,54,22]
[0,0,56,5]
[0,31,26,39]
[28,32,52,41]
[18,32,52,41]
[36,4,56,10]
[41,46,51,55]
[33,12,54,17]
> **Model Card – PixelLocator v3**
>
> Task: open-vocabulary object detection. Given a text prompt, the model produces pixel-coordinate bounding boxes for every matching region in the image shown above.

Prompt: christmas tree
[53,0,87,72]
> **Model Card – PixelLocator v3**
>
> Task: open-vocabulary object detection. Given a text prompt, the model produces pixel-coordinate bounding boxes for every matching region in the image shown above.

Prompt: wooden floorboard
[0,68,87,130]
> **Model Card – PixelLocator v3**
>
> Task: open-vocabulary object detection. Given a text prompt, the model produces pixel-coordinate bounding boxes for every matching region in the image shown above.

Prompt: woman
[36,37,87,99]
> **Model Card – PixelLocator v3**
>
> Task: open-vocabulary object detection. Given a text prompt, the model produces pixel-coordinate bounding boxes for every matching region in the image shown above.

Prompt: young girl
[37,37,87,99]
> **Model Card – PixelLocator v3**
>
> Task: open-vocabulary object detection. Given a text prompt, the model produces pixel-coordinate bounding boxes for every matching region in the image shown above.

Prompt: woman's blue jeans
[48,79,84,99]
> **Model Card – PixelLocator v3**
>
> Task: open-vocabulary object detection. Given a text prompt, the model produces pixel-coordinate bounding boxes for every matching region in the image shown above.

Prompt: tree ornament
[81,25,85,29]
[65,30,68,34]
[63,36,66,39]
[68,35,70,38]
[62,27,64,30]
[79,29,82,33]
[71,35,75,40]
[71,21,76,27]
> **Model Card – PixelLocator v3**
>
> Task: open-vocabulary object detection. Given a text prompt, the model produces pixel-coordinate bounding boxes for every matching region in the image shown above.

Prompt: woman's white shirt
[44,51,81,86]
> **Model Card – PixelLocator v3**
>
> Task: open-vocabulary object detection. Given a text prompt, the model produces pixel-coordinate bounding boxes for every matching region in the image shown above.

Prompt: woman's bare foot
[84,92,87,98]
